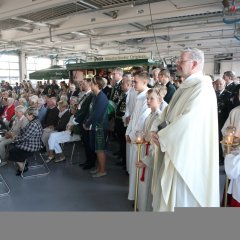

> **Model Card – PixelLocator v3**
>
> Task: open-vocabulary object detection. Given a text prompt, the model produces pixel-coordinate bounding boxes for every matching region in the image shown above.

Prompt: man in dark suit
[108,67,124,144]
[114,74,132,169]
[158,68,176,104]
[110,67,123,103]
[223,71,237,97]
[214,78,232,165]
[73,78,96,170]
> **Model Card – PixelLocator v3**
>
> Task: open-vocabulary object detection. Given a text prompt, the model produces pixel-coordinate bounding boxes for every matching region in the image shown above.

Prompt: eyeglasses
[176,58,193,64]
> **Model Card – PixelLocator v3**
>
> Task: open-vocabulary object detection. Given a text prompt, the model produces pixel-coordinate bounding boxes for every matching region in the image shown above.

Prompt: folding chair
[61,134,81,165]
[21,151,50,179]
[0,174,10,197]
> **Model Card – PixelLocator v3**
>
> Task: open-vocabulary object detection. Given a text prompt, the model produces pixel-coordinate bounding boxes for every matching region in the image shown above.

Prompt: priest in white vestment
[126,71,151,201]
[150,48,220,211]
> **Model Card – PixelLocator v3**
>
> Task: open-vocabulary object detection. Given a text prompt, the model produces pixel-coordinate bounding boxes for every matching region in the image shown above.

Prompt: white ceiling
[0,0,239,63]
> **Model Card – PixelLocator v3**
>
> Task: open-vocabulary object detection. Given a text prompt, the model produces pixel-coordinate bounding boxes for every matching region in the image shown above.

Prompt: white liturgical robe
[151,72,220,211]
[225,151,240,203]
[126,88,151,200]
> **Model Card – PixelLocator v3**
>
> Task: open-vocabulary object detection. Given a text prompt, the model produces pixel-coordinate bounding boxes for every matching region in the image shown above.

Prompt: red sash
[140,143,150,182]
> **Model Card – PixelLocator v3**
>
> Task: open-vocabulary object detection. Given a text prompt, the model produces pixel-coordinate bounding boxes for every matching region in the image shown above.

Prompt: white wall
[203,60,240,80]
[220,60,240,77]
[204,61,214,76]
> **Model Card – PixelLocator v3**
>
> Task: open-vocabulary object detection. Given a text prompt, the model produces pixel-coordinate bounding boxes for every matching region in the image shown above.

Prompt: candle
[225,133,234,144]
[135,131,144,144]
[224,126,236,145]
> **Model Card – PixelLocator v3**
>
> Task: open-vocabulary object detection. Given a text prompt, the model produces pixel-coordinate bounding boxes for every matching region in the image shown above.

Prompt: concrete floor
[0,141,132,211]
[0,140,226,211]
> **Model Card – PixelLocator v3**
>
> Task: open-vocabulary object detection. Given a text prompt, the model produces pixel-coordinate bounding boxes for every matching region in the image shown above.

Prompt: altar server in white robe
[151,48,219,211]
[224,150,240,207]
[126,71,151,201]
[124,67,144,173]
[123,86,137,173]
[136,86,167,211]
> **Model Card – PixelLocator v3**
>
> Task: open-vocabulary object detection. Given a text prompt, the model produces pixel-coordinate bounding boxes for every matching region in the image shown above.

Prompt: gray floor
[0,141,132,211]
[0,140,226,211]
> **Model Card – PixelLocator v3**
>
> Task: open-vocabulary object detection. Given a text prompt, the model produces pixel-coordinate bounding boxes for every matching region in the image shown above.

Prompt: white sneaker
[92,172,107,178]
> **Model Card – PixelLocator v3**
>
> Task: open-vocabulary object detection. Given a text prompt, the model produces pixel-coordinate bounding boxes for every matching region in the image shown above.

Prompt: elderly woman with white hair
[29,95,39,107]
[42,100,71,152]
[8,107,43,176]
[47,104,80,162]
[0,105,29,167]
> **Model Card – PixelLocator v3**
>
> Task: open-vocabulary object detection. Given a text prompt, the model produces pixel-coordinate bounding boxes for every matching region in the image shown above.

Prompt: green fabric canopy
[29,65,69,80]
[66,59,158,70]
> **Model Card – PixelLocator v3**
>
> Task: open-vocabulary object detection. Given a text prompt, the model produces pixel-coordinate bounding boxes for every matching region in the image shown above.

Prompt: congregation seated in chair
[8,107,43,176]
[47,104,80,163]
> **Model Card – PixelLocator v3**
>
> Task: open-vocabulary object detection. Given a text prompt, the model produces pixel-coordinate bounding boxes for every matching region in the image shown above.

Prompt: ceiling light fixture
[71,31,86,36]
[76,0,100,10]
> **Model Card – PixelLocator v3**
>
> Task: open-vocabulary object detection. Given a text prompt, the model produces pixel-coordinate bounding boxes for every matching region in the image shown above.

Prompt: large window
[26,57,51,77]
[0,54,66,85]
[0,54,19,85]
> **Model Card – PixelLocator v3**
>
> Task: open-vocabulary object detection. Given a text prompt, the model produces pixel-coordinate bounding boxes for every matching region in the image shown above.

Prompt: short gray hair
[182,47,204,70]
[7,97,15,105]
[25,107,39,117]
[15,105,27,114]
[60,95,68,102]
[29,95,39,104]
[152,68,160,74]
[113,67,123,76]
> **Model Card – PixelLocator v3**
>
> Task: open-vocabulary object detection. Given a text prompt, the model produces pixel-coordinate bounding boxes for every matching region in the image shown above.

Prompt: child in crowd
[135,87,167,211]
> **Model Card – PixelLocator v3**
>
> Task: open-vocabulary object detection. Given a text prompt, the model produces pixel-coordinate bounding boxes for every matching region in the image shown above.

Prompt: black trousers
[82,129,96,167]
[9,147,34,163]
[115,118,127,166]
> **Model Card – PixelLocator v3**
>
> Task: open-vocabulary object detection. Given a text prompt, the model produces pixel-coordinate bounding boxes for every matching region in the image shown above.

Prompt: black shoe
[79,162,86,167]
[40,147,46,153]
[16,166,29,176]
